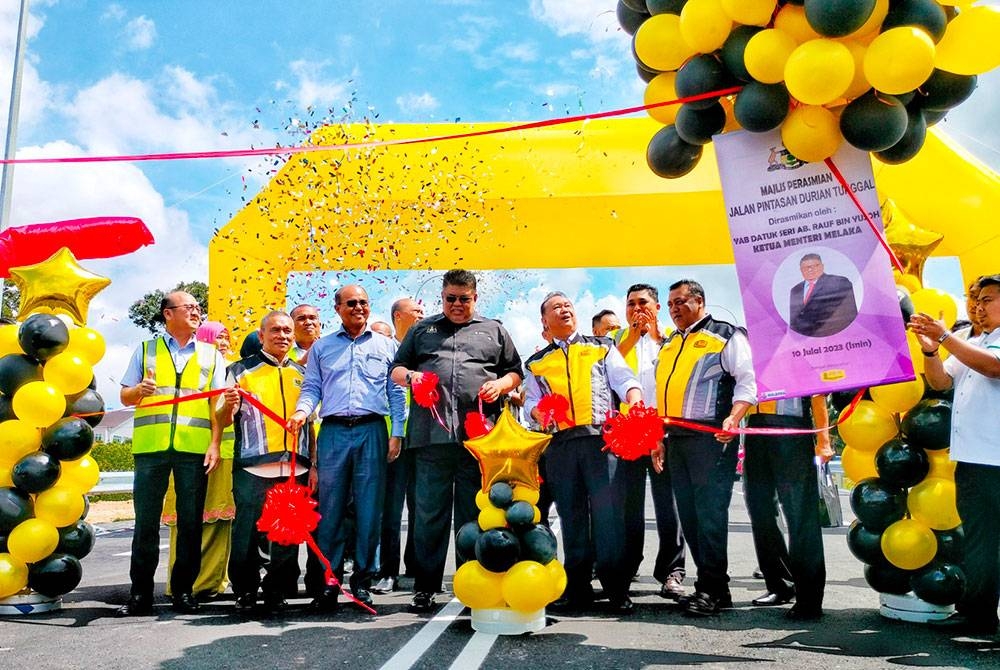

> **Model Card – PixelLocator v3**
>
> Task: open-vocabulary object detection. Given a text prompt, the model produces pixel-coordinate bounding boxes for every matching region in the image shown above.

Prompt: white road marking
[447,633,498,670]
[113,543,169,557]
[378,597,466,670]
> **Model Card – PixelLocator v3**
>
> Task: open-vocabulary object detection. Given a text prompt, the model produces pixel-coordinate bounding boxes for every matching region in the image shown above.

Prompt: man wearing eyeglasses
[390,269,523,613]
[288,284,406,612]
[117,291,227,616]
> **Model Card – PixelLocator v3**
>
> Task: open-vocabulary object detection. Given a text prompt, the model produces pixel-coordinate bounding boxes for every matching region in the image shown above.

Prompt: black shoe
[408,591,436,613]
[352,588,374,607]
[752,568,764,579]
[717,592,733,609]
[752,591,795,606]
[261,593,288,614]
[928,613,998,636]
[787,604,823,621]
[310,587,340,613]
[659,577,686,601]
[171,593,201,614]
[684,591,720,617]
[234,593,257,612]
[607,596,635,615]
[115,595,153,617]
[371,576,396,594]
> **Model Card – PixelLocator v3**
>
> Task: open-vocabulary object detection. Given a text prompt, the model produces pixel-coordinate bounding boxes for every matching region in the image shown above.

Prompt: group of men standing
[116,270,834,621]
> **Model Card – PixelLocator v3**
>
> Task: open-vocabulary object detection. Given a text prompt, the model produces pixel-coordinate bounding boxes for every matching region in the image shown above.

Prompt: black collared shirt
[391,312,522,448]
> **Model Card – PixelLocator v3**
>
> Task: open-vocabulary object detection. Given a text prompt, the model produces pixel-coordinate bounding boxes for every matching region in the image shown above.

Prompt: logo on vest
[693,340,708,348]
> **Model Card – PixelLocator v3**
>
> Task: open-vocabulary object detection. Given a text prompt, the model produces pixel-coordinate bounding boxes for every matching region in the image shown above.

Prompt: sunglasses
[340,299,369,308]
[166,304,202,314]
[444,295,474,304]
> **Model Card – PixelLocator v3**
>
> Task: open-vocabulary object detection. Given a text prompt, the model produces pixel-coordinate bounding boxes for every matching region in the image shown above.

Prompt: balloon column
[455,409,566,634]
[617,0,1000,177]
[0,248,108,608]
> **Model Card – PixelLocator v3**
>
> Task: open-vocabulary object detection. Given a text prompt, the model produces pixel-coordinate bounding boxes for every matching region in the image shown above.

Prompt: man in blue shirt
[288,284,406,611]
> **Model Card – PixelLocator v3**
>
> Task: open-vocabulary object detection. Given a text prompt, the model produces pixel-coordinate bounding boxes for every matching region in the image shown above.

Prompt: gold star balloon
[464,407,552,492]
[9,248,111,326]
[883,199,943,283]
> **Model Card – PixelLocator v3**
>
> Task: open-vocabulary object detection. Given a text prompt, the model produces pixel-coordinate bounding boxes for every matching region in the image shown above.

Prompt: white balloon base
[879,592,953,623]
[0,592,62,616]
[471,607,546,635]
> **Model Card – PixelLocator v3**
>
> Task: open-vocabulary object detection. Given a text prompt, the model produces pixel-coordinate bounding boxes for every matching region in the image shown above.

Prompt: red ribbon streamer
[824,157,903,273]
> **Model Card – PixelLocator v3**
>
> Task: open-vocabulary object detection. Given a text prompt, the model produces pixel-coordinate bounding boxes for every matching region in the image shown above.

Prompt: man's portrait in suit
[788,253,859,337]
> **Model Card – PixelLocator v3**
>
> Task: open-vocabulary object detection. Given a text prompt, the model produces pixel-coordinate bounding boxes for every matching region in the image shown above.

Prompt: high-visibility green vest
[132,338,218,455]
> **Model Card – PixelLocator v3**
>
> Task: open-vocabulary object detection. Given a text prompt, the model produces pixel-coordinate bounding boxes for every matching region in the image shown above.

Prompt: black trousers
[622,455,686,583]
[667,431,738,599]
[546,432,628,602]
[955,461,1000,627]
[229,468,303,598]
[411,443,481,594]
[744,429,826,610]
[130,450,207,598]
[378,447,416,579]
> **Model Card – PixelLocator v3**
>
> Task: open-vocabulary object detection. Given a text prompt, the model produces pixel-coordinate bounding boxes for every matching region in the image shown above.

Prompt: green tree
[1,280,19,321]
[128,281,209,334]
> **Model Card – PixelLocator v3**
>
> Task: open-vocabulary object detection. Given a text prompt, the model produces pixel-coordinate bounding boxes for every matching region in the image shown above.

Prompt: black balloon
[0,533,6,552]
[734,82,790,132]
[488,482,514,509]
[64,388,106,428]
[865,562,913,595]
[646,0,686,14]
[81,495,90,521]
[933,526,965,564]
[721,26,763,83]
[0,393,14,421]
[505,501,535,529]
[831,389,867,412]
[840,91,908,152]
[901,398,952,450]
[875,438,929,488]
[56,520,96,559]
[11,451,61,494]
[675,54,736,110]
[0,353,43,396]
[898,288,915,322]
[850,478,907,532]
[647,125,703,179]
[918,69,977,111]
[42,417,94,461]
[805,0,877,37]
[635,61,659,84]
[617,0,649,36]
[28,553,83,597]
[619,0,647,12]
[0,486,34,533]
[456,521,482,562]
[519,524,558,565]
[675,101,727,145]
[882,0,948,43]
[875,107,927,165]
[911,562,966,606]
[847,520,886,566]
[17,314,70,362]
[475,528,521,573]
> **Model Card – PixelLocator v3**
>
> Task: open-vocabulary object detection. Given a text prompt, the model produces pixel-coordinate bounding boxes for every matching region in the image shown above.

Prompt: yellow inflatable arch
[209,118,999,342]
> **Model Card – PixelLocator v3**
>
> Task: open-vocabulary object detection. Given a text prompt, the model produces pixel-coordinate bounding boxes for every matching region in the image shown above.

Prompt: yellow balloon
[0,552,29,599]
[744,29,798,84]
[511,485,540,505]
[12,381,66,428]
[841,445,879,484]
[501,560,555,612]
[935,5,1000,75]
[634,14,696,72]
[780,104,842,163]
[546,559,567,600]
[720,0,776,26]
[784,39,855,105]
[644,72,681,125]
[34,485,86,527]
[7,518,60,564]
[719,95,741,133]
[478,505,508,530]
[0,419,42,465]
[43,352,94,395]
[774,4,822,43]
[453,560,505,609]
[863,27,936,95]
[680,0,733,54]
[475,489,490,510]
[840,40,872,100]
[906,331,925,375]
[838,400,899,452]
[925,448,955,480]
[871,377,925,415]
[0,324,23,356]
[58,454,100,493]
[881,518,937,570]
[908,477,961,530]
[910,288,958,326]
[896,273,922,293]
[0,463,13,487]
[66,326,106,365]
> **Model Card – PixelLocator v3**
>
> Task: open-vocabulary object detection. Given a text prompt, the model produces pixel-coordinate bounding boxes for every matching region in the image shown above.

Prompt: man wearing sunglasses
[288,284,406,612]
[117,291,227,616]
[390,269,523,613]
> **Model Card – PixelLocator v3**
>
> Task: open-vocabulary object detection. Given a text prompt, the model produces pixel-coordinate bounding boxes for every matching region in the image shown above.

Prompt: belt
[322,413,384,428]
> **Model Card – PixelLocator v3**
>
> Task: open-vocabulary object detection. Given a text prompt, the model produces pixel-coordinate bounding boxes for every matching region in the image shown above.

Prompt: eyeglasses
[444,295,474,304]
[166,304,201,314]
[339,299,369,308]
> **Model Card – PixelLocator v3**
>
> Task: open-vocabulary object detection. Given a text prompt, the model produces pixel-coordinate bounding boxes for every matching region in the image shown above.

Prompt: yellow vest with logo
[230,353,310,467]
[526,336,617,431]
[133,338,218,455]
[655,317,740,423]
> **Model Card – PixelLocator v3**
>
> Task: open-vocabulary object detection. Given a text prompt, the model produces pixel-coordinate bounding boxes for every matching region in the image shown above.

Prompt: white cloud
[529,0,621,42]
[281,59,351,110]
[0,2,52,136]
[124,15,156,50]
[101,4,126,22]
[503,42,539,63]
[396,92,440,114]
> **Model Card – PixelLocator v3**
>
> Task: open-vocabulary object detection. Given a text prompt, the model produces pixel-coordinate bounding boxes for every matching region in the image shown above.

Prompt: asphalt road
[2,488,996,670]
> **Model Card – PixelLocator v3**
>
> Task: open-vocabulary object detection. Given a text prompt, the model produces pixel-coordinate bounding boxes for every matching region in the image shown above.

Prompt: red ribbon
[824,157,903,273]
[536,393,574,430]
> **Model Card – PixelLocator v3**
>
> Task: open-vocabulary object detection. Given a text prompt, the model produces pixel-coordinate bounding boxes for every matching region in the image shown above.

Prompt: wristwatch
[937,330,952,343]
[405,371,413,386]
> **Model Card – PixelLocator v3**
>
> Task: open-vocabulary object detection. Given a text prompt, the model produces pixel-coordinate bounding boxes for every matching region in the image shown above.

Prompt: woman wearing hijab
[162,321,236,600]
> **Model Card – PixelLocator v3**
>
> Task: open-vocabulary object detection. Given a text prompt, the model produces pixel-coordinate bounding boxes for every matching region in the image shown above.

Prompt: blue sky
[0,0,996,405]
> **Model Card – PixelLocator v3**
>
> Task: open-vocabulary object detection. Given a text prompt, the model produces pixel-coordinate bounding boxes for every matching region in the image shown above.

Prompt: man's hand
[222,386,240,410]
[479,380,505,403]
[135,375,157,399]
[650,441,665,474]
[308,466,319,493]
[287,410,308,433]
[388,437,402,463]
[908,312,948,351]
[204,444,221,474]
[715,415,740,444]
[632,310,654,337]
[815,433,834,463]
